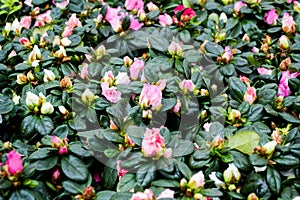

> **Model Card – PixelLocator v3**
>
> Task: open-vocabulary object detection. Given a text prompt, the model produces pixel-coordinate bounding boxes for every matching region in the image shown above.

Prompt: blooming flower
[129,15,143,30]
[158,14,172,26]
[124,0,144,11]
[157,189,174,199]
[257,67,272,75]
[20,16,31,29]
[131,189,154,200]
[6,150,23,175]
[66,13,82,28]
[101,82,122,103]
[282,12,296,34]
[278,70,299,97]
[223,163,241,183]
[52,0,69,9]
[244,86,257,105]
[187,171,205,190]
[130,58,144,80]
[115,72,130,85]
[263,9,278,25]
[179,80,195,93]
[142,128,165,157]
[234,1,247,14]
[139,84,162,110]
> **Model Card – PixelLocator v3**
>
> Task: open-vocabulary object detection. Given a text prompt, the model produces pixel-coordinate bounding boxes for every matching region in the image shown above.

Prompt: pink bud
[58,146,68,155]
[6,150,23,175]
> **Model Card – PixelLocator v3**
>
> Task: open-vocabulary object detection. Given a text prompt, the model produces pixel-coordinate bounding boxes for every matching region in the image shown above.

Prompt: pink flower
[142,128,165,157]
[221,46,233,63]
[287,0,293,3]
[105,6,122,23]
[182,8,196,20]
[101,82,122,103]
[131,189,154,200]
[36,10,52,24]
[257,67,272,75]
[20,16,31,29]
[234,1,247,13]
[146,2,159,11]
[188,171,205,190]
[252,47,259,53]
[52,169,60,180]
[6,150,23,175]
[52,136,62,148]
[244,87,257,105]
[263,9,278,25]
[130,16,143,31]
[80,64,89,79]
[125,0,144,11]
[158,14,173,26]
[93,172,101,182]
[66,13,82,28]
[102,70,115,85]
[19,37,30,45]
[24,0,33,7]
[34,20,45,27]
[139,84,162,110]
[130,58,144,80]
[172,99,181,113]
[53,0,69,9]
[157,189,174,199]
[59,146,68,155]
[278,70,299,97]
[179,80,195,92]
[125,133,135,147]
[62,26,73,37]
[174,5,185,13]
[282,12,295,34]
[117,160,129,180]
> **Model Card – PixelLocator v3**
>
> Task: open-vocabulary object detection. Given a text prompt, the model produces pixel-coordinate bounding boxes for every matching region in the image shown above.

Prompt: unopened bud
[168,41,184,57]
[228,109,241,121]
[279,35,290,50]
[16,74,28,84]
[82,186,95,200]
[40,102,54,114]
[247,193,259,200]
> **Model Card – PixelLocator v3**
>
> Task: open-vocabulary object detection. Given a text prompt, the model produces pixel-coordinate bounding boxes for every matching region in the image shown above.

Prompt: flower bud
[221,46,233,63]
[19,37,31,48]
[261,141,277,156]
[52,136,62,148]
[279,35,290,50]
[40,102,54,114]
[248,0,261,4]
[147,2,159,11]
[294,1,300,13]
[247,193,259,200]
[58,146,68,155]
[124,56,133,66]
[81,88,95,106]
[194,193,204,200]
[168,41,184,57]
[16,74,28,84]
[252,47,259,54]
[142,110,152,119]
[109,120,118,130]
[54,46,67,59]
[60,76,73,91]
[219,12,227,23]
[82,186,95,200]
[27,70,35,81]
[52,169,60,181]
[180,178,187,191]
[28,45,42,65]
[222,0,232,5]
[228,109,241,121]
[215,31,226,43]
[58,105,69,116]
[95,45,106,59]
[223,163,241,183]
[43,69,56,82]
[26,91,39,109]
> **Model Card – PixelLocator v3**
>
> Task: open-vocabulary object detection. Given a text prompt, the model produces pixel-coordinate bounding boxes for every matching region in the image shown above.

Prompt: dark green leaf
[61,155,89,182]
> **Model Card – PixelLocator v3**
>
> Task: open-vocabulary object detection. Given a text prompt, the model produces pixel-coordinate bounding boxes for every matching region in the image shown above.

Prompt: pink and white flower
[124,0,144,11]
[131,189,154,200]
[157,189,175,199]
[244,86,257,105]
[142,128,165,157]
[257,67,272,75]
[101,82,122,103]
[159,14,173,26]
[179,80,195,93]
[139,84,162,110]
[130,58,144,80]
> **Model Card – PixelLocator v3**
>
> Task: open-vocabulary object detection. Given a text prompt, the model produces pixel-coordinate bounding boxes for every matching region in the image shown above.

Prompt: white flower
[115,72,130,85]
[254,166,267,173]
[209,172,225,188]
[40,102,54,114]
[43,69,56,82]
[220,12,227,23]
[26,91,39,109]
[61,37,72,47]
[12,95,21,105]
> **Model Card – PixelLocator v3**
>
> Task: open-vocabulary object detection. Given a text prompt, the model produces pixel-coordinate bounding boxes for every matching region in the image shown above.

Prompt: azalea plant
[0,0,300,199]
